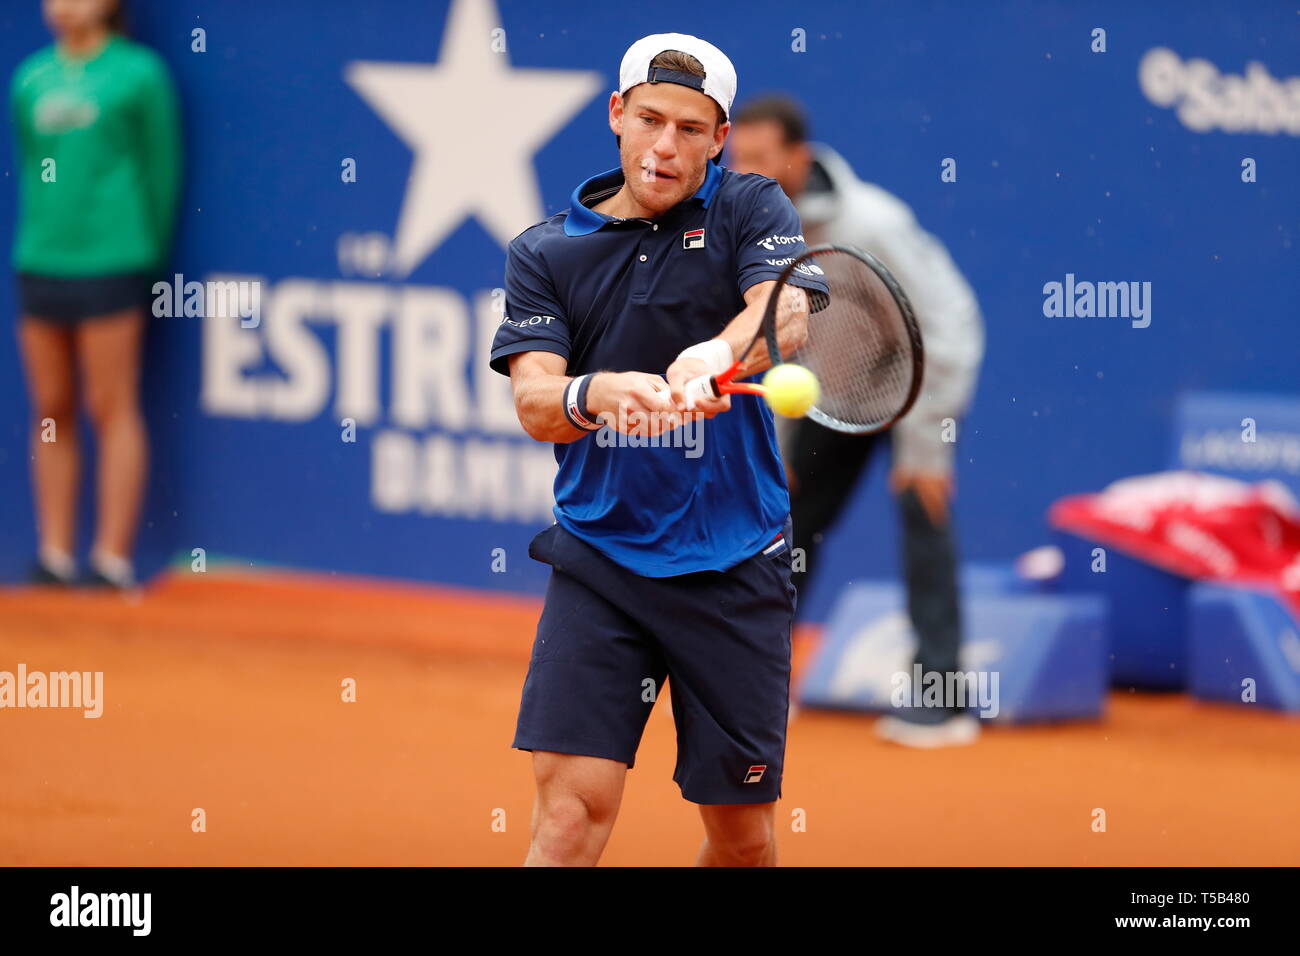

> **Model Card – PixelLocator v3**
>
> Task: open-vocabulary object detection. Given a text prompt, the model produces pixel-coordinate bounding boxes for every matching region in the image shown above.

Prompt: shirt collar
[563,161,723,237]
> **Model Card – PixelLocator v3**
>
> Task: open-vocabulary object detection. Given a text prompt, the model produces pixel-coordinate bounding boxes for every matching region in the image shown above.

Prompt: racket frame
[698,243,925,435]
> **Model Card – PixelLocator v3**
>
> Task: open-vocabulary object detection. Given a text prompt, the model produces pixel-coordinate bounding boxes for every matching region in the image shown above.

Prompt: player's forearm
[716,285,808,378]
[716,298,762,375]
[513,372,592,443]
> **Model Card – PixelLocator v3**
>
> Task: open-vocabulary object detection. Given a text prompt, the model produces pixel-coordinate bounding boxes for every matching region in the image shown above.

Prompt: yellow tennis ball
[762,363,820,418]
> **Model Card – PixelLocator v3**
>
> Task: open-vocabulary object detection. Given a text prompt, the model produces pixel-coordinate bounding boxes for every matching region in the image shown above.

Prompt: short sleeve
[734,178,827,302]
[489,233,572,376]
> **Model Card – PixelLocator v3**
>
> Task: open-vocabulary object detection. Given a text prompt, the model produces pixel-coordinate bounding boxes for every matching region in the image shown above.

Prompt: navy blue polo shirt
[490,161,824,577]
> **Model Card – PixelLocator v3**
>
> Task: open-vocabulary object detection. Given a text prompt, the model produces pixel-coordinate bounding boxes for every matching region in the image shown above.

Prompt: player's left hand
[890,469,953,526]
[666,356,732,417]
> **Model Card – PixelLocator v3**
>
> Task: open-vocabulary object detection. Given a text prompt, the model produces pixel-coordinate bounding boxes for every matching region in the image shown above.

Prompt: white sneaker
[875,713,981,749]
[88,550,136,589]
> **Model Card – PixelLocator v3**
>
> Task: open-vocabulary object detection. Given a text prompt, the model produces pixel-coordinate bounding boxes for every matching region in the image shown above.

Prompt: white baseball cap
[618,33,737,121]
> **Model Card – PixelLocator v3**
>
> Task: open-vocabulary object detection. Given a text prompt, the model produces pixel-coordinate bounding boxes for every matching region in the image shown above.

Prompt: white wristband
[563,374,601,431]
[676,338,733,376]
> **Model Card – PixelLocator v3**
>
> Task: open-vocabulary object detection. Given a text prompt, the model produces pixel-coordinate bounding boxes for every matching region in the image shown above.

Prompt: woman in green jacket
[11,0,180,587]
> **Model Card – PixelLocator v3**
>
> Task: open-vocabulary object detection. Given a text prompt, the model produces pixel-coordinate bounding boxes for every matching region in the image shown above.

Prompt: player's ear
[789,139,813,184]
[609,91,625,136]
[711,120,730,159]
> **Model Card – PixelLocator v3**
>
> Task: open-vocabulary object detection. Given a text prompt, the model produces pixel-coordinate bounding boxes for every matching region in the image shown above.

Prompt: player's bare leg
[524,752,627,866]
[77,308,149,568]
[18,318,80,566]
[696,802,778,866]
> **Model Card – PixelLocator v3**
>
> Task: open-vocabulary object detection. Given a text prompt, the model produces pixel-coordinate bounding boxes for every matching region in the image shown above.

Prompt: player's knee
[546,783,618,825]
[84,385,137,429]
[533,754,622,823]
[534,790,612,858]
[702,805,776,866]
[710,828,774,866]
[537,794,589,839]
[31,389,76,429]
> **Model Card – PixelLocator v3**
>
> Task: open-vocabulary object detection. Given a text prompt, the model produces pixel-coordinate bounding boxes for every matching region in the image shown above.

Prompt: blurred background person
[10,0,180,588]
[729,95,985,748]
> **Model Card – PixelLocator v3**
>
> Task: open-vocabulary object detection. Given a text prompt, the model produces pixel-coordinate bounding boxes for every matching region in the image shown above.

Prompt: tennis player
[490,33,826,866]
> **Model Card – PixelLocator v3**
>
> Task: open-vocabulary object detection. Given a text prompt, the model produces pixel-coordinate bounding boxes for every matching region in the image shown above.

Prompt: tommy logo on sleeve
[682,228,705,250]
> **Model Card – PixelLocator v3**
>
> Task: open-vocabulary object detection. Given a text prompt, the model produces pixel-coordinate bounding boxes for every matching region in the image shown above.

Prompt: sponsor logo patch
[756,233,804,252]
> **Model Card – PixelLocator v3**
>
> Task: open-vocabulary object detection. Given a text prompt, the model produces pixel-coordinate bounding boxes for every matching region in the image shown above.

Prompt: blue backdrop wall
[1,0,1296,621]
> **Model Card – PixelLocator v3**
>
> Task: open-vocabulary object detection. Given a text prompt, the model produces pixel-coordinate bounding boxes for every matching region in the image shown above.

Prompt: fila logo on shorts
[761,532,787,556]
[683,228,705,250]
[743,765,767,784]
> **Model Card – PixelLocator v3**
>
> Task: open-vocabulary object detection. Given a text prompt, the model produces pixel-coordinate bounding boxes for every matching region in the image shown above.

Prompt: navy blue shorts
[514,519,797,805]
[17,271,154,324]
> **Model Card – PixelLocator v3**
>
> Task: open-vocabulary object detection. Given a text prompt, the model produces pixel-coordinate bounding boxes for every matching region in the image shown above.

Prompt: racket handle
[683,374,719,410]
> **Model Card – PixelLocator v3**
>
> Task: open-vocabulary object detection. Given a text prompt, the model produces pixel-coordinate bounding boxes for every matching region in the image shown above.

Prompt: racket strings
[792,250,916,431]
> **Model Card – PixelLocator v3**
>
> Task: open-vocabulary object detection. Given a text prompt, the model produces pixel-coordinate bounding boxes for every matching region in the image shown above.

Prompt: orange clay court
[1,569,1297,867]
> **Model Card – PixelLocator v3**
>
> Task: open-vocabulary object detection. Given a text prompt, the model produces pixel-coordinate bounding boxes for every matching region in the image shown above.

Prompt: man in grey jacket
[729,96,985,747]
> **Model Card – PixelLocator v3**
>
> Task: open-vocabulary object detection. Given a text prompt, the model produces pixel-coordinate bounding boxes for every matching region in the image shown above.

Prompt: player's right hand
[587,371,683,437]
[665,356,732,418]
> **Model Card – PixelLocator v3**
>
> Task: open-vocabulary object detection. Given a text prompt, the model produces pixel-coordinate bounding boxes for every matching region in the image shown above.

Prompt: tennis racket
[682,244,924,435]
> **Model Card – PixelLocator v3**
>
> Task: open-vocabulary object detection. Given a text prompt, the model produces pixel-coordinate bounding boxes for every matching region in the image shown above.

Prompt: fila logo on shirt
[743,764,767,784]
[683,228,705,250]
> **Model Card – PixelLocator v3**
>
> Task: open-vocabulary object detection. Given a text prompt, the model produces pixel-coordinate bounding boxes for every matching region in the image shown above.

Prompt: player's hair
[617,49,727,162]
[732,95,809,145]
[106,0,128,33]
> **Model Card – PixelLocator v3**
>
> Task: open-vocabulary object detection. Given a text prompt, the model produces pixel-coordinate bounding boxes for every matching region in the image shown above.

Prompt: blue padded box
[798,583,1107,724]
[1188,583,1300,712]
[1052,530,1189,690]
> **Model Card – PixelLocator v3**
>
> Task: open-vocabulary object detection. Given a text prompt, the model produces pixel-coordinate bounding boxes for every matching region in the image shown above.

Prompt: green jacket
[10,34,181,276]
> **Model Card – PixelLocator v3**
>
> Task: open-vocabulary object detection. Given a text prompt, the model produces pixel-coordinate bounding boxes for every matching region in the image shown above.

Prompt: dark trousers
[787,419,964,722]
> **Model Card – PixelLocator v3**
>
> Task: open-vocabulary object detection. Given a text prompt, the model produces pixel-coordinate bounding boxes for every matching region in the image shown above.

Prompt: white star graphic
[346,0,604,276]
